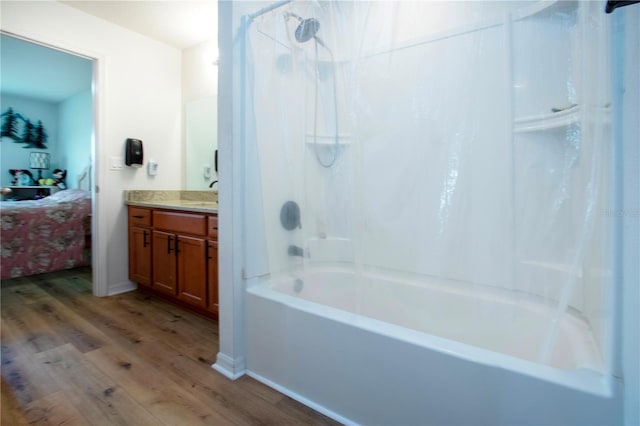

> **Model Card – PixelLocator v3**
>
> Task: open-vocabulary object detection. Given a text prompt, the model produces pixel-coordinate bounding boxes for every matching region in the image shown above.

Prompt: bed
[1,189,92,280]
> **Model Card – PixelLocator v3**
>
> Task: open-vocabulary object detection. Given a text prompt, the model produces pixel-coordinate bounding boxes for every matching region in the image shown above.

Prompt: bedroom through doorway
[0,32,97,290]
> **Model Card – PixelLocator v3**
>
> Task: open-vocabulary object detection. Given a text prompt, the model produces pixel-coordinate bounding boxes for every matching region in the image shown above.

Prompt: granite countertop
[124,190,218,214]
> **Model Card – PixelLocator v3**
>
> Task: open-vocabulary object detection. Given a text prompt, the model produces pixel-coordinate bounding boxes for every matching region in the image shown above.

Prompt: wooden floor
[0,268,340,425]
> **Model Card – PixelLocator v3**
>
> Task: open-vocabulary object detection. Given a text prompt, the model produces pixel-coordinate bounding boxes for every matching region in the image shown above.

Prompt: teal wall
[58,90,93,189]
[0,33,93,189]
[0,94,59,186]
[0,92,92,189]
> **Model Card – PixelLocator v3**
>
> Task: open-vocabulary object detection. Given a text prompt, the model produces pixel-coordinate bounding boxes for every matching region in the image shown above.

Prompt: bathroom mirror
[185,96,217,190]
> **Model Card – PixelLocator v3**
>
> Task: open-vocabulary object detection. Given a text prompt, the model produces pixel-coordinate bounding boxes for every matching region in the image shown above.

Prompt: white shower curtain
[243,0,612,371]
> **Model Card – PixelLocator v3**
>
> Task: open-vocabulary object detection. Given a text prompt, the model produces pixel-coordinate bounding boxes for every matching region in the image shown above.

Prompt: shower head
[284,12,331,52]
[295,18,320,43]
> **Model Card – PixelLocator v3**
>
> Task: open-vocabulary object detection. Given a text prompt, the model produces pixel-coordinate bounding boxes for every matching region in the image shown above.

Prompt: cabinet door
[152,230,177,295]
[207,240,219,314]
[177,235,207,308]
[129,226,152,286]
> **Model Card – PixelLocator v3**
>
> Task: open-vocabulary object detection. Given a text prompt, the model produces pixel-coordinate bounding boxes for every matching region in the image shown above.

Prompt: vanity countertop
[124,190,218,214]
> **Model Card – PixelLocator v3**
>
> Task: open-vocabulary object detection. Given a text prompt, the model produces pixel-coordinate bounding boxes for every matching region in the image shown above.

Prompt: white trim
[246,369,357,426]
[615,6,640,426]
[106,281,136,296]
[91,52,108,298]
[215,0,248,387]
[212,353,246,380]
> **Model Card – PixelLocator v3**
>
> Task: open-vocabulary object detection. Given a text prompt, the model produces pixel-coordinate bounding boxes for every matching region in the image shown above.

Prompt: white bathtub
[246,266,621,425]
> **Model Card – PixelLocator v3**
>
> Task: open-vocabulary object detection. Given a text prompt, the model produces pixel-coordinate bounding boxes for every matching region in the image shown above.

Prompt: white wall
[58,90,92,189]
[1,1,183,295]
[183,39,218,102]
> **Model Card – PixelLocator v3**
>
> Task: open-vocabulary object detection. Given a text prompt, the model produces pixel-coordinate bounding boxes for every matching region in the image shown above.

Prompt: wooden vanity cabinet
[176,234,207,308]
[151,230,178,295]
[127,206,218,318]
[152,210,207,309]
[128,207,152,287]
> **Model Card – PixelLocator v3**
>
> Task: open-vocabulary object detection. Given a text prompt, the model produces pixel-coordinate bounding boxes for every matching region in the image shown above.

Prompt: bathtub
[245,266,621,425]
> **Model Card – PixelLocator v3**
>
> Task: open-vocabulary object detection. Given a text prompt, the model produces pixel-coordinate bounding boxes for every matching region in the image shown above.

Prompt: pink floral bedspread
[1,189,91,279]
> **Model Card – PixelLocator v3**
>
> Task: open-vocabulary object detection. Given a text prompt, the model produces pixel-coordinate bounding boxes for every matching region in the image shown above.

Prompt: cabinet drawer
[129,207,152,227]
[154,211,206,236]
[208,215,218,239]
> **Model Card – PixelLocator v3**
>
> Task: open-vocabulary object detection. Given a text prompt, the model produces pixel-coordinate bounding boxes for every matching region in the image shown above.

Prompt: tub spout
[288,245,305,257]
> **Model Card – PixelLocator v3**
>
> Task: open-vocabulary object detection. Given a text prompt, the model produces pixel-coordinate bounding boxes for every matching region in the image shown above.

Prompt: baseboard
[107,280,136,296]
[212,352,246,380]
[245,369,356,426]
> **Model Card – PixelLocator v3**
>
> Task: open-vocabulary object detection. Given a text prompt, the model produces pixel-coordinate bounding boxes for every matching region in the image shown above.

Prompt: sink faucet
[209,180,218,188]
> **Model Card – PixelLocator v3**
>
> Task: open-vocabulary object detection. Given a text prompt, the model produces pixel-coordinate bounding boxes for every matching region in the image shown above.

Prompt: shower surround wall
[237,1,620,424]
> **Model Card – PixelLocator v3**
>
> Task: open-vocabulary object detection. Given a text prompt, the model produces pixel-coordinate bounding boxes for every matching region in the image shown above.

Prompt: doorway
[0,32,101,293]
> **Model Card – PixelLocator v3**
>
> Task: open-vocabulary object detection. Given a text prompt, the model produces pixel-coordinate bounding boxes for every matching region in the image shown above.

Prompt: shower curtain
[242,1,612,372]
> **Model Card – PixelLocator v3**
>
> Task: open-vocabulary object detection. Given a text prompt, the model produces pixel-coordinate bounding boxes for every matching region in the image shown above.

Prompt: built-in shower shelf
[514,106,580,133]
[513,0,579,21]
[305,134,352,145]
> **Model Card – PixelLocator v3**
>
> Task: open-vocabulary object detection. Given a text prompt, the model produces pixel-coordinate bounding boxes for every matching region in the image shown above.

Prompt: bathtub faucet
[288,245,305,257]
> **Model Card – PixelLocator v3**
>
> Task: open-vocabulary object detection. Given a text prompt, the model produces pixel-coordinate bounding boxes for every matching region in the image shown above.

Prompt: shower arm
[248,0,293,22]
[605,0,639,13]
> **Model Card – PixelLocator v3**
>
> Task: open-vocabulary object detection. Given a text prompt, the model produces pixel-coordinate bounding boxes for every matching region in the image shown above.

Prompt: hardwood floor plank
[34,343,160,426]
[127,338,304,426]
[0,377,30,426]
[1,302,67,354]
[275,395,343,426]
[235,375,291,406]
[36,279,151,350]
[0,352,58,406]
[26,297,106,354]
[0,282,53,306]
[47,267,93,293]
[1,268,341,426]
[114,293,218,351]
[85,345,237,425]
[22,391,89,426]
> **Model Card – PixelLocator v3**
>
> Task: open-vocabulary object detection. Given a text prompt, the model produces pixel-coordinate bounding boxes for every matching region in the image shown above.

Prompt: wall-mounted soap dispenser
[125,138,144,167]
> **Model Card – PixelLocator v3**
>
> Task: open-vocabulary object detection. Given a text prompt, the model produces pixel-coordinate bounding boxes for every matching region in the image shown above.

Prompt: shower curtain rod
[247,0,293,22]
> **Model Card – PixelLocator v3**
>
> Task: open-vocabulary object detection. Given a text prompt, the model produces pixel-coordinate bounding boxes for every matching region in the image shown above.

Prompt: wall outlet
[204,164,212,179]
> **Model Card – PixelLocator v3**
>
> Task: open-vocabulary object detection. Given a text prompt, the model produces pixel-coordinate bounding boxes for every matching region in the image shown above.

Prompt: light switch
[110,156,124,170]
[148,160,158,176]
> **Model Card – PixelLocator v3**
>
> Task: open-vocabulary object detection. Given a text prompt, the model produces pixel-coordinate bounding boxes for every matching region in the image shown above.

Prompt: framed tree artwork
[1,107,48,149]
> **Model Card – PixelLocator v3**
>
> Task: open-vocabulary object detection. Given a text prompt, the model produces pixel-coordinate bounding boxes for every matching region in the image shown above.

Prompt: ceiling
[60,1,218,50]
[0,34,93,103]
[0,1,217,104]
